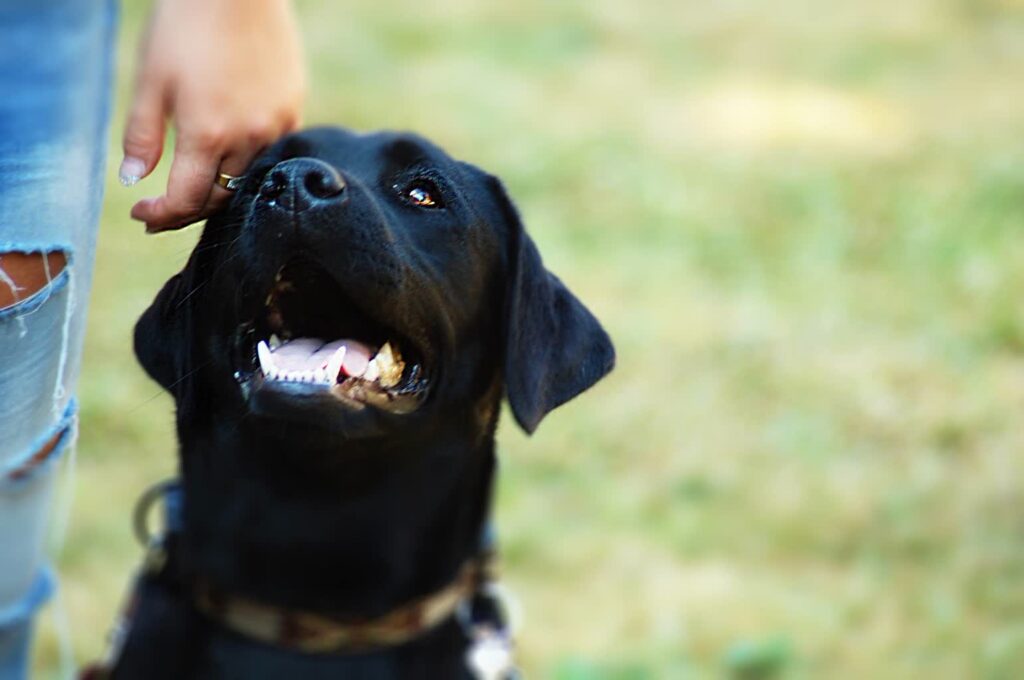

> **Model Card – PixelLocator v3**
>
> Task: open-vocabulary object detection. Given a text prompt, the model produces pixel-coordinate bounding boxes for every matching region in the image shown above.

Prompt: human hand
[120,0,305,233]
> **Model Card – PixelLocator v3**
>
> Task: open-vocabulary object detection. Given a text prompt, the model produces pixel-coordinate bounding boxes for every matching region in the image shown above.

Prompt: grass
[30,0,1024,677]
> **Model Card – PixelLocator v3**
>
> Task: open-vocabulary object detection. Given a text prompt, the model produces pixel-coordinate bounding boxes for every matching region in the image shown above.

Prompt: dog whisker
[126,359,214,414]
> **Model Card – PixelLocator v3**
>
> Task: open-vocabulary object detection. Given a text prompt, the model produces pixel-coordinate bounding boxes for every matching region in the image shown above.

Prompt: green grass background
[30,0,1024,677]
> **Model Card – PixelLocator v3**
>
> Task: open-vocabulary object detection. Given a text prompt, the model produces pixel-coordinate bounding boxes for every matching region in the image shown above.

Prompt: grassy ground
[30,0,1024,677]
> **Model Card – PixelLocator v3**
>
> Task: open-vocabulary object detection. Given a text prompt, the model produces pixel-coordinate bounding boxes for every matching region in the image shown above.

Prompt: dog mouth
[234,257,429,414]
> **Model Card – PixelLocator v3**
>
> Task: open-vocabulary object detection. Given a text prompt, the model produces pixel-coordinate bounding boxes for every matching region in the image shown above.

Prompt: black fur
[114,128,614,679]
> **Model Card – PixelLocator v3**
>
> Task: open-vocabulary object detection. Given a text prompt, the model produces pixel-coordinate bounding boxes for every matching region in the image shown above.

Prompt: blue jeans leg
[0,620,31,680]
[0,0,117,677]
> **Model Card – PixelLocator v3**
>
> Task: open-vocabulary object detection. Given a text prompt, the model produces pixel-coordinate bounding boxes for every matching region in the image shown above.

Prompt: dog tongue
[271,338,373,376]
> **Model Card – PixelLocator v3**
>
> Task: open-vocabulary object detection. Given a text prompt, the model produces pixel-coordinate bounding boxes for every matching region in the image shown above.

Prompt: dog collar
[133,480,499,652]
[193,556,495,653]
[117,478,518,677]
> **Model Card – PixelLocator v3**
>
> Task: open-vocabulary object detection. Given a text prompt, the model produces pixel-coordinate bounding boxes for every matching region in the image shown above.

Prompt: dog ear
[492,178,615,434]
[134,263,193,393]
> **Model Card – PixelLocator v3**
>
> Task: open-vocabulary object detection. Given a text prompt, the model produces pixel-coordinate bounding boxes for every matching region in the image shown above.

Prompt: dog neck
[171,402,499,619]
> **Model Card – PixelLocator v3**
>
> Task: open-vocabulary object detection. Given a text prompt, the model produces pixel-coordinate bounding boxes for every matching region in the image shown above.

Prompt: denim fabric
[0,617,31,680]
[0,0,117,676]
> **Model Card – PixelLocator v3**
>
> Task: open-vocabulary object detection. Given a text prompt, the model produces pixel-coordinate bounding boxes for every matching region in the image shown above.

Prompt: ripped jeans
[0,1,116,677]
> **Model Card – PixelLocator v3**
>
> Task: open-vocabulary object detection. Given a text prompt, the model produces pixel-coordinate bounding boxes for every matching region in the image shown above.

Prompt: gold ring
[215,172,245,191]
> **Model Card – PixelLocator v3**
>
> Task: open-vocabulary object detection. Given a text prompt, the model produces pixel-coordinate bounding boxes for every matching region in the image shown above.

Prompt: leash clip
[132,478,181,547]
[458,581,522,680]
[466,630,517,680]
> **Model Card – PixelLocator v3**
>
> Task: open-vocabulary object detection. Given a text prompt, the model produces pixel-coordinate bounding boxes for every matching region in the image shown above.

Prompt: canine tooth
[269,334,282,350]
[374,342,403,388]
[257,341,274,373]
[325,346,347,381]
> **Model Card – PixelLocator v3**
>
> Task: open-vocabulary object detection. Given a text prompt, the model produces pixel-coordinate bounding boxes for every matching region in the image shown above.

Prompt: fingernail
[119,157,146,186]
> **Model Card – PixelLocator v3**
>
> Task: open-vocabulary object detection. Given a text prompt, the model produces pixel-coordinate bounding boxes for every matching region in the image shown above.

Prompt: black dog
[104,128,613,679]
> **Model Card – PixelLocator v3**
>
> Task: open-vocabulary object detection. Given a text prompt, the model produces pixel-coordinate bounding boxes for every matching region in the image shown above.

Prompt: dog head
[136,127,614,449]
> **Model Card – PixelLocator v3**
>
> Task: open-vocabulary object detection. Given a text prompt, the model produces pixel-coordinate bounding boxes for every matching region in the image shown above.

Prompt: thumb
[120,82,167,187]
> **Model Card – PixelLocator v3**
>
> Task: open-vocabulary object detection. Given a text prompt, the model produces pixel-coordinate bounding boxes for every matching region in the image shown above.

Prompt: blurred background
[30,0,1024,677]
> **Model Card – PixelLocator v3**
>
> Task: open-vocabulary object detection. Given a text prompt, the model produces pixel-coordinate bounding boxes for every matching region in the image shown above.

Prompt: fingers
[130,139,219,233]
[120,80,167,186]
[201,115,301,212]
[133,115,300,233]
[205,141,266,208]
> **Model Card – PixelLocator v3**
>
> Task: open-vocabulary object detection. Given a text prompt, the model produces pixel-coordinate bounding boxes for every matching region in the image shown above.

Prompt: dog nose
[258,158,346,211]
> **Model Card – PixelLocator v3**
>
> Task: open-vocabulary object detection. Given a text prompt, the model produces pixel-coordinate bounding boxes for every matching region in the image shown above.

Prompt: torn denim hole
[0,401,74,633]
[1,274,77,477]
[0,250,68,312]
[1,399,76,484]
[0,250,71,347]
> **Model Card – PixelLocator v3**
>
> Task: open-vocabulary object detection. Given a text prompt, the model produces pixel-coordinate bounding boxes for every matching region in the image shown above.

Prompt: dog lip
[242,366,429,417]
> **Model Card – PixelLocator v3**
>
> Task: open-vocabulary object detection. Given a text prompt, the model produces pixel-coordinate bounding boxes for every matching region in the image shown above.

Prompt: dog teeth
[362,359,380,383]
[257,339,405,388]
[257,340,275,374]
[374,342,403,388]
[325,345,347,382]
[281,368,330,385]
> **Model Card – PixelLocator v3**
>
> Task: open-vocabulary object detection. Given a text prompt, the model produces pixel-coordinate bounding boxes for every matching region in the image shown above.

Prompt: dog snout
[258,158,346,212]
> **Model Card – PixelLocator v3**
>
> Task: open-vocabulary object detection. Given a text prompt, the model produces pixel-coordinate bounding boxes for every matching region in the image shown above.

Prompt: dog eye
[401,180,444,209]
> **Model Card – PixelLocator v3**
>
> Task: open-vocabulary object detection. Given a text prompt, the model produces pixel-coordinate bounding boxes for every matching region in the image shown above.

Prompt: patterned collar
[193,554,495,653]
